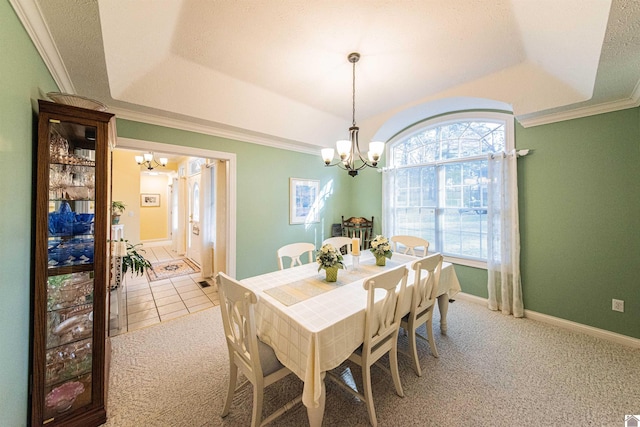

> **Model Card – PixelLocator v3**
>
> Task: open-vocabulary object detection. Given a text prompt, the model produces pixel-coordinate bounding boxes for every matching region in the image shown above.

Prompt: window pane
[442,208,487,259]
[392,207,435,244]
[421,167,437,206]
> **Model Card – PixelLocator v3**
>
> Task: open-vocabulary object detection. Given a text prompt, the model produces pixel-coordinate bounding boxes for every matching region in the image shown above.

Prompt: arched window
[383,111,514,266]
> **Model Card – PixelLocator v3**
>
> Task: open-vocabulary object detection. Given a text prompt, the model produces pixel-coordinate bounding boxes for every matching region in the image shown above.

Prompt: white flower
[370,235,393,258]
[316,244,345,271]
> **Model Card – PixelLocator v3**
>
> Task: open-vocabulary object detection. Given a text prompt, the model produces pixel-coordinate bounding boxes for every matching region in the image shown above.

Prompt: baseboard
[454,292,640,349]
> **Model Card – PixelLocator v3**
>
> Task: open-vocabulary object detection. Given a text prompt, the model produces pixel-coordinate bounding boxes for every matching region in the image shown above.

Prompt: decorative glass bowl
[45,381,85,413]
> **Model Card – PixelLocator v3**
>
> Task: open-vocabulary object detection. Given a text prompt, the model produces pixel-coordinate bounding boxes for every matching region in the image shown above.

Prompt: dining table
[240,251,461,426]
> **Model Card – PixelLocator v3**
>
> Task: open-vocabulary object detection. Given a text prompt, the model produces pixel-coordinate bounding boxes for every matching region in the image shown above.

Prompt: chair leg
[408,326,422,377]
[426,317,439,358]
[362,365,377,427]
[222,361,237,417]
[251,382,263,427]
[390,341,404,398]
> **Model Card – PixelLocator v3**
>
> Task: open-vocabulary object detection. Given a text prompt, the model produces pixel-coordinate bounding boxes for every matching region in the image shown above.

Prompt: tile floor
[109,245,219,336]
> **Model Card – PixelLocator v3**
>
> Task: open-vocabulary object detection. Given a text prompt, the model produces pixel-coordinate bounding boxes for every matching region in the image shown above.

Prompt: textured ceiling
[14,0,640,152]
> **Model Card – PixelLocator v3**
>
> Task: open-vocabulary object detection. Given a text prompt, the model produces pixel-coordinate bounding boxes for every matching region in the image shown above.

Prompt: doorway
[114,137,236,276]
[109,138,237,335]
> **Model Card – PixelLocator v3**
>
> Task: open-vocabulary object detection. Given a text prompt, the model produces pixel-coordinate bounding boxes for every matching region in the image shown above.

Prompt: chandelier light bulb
[321,148,335,165]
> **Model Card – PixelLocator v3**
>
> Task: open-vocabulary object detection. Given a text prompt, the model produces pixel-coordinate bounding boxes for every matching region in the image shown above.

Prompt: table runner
[264,257,405,306]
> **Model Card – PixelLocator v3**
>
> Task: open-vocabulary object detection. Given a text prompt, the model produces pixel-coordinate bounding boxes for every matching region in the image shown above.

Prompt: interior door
[187,173,202,265]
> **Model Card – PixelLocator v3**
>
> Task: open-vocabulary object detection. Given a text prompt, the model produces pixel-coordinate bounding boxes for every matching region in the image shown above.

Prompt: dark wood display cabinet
[31,100,114,427]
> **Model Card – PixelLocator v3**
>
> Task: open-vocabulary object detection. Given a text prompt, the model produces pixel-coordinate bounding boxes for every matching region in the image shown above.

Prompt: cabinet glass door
[43,120,97,419]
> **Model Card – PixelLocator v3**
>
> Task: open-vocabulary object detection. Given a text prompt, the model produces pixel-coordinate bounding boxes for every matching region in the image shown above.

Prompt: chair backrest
[362,266,408,357]
[276,242,315,270]
[216,272,264,380]
[322,236,352,254]
[390,235,430,257]
[342,216,374,249]
[410,253,443,316]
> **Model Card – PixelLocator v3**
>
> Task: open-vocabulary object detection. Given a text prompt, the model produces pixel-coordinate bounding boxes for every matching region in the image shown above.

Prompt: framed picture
[290,178,320,224]
[140,193,160,207]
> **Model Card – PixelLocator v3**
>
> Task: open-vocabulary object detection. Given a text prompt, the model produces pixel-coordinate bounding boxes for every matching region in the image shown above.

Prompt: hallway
[110,246,219,336]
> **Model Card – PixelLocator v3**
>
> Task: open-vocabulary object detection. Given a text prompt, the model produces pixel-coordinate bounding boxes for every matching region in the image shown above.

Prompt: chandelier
[134,152,168,170]
[321,52,385,177]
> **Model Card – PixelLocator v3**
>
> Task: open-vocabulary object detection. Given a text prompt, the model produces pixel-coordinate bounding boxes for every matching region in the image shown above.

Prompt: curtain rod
[491,149,531,159]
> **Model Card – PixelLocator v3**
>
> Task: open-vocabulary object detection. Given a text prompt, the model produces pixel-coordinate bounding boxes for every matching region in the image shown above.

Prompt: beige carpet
[146,258,201,282]
[103,300,640,426]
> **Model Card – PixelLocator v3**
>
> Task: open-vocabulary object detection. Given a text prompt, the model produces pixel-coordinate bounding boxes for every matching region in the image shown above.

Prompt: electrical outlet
[612,299,624,312]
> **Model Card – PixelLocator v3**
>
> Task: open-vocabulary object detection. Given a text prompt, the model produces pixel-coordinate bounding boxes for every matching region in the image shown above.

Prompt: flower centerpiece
[370,235,392,266]
[316,244,345,282]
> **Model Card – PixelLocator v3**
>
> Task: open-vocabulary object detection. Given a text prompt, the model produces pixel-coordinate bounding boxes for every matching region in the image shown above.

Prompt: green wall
[2,2,640,425]
[516,110,640,337]
[0,2,58,425]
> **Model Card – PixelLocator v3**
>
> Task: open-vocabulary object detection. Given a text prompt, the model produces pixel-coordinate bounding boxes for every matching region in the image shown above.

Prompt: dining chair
[322,236,352,254]
[276,242,315,270]
[341,216,374,249]
[390,235,430,257]
[329,266,408,427]
[400,253,443,377]
[216,272,302,426]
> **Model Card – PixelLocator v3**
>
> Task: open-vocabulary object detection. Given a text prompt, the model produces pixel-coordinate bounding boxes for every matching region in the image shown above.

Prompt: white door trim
[115,137,237,277]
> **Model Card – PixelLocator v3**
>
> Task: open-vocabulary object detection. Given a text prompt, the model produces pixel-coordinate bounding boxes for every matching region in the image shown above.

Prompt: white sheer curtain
[175,176,187,256]
[171,177,179,253]
[487,151,524,317]
[199,163,215,278]
[381,167,397,237]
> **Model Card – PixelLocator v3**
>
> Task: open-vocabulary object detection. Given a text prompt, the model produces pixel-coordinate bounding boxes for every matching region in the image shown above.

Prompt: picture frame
[290,178,320,224]
[140,193,160,207]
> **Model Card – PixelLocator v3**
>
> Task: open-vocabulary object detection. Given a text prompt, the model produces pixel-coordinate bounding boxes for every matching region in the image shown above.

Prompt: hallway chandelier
[135,152,168,170]
[321,52,385,177]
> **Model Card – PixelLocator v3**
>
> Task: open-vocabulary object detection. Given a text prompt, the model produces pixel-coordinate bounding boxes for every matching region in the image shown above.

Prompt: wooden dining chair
[322,236,352,254]
[276,242,315,270]
[400,253,443,377]
[390,235,430,257]
[217,273,302,426]
[341,216,374,249]
[329,266,408,427]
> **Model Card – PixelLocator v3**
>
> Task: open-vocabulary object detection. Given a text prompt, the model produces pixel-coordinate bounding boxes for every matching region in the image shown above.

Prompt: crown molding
[110,106,322,156]
[517,83,640,128]
[9,0,74,93]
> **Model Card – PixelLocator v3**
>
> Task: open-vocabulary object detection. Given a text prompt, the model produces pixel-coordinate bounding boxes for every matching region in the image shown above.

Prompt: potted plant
[117,239,152,276]
[370,235,393,266]
[316,244,345,282]
[110,239,152,290]
[111,201,126,225]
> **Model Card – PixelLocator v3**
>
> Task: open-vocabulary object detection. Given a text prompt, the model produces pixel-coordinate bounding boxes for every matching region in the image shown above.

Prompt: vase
[325,266,338,282]
[375,255,386,266]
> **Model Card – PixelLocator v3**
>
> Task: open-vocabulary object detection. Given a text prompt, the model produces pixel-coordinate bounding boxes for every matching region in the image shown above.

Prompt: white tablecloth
[240,252,461,410]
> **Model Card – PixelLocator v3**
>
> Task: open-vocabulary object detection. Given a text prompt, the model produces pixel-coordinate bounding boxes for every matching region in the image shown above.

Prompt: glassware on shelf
[45,338,92,386]
[45,380,85,413]
[46,304,94,349]
[49,133,69,163]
